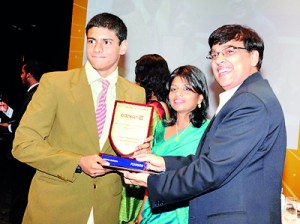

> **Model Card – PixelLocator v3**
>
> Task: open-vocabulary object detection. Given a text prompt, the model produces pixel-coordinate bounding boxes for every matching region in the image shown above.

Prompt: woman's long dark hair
[164,65,209,128]
[135,54,170,102]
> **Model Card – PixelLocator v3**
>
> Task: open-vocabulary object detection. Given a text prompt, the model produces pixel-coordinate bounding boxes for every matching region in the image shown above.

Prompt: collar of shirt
[27,83,39,92]
[85,61,118,108]
[85,61,118,150]
[215,85,240,115]
[85,60,118,86]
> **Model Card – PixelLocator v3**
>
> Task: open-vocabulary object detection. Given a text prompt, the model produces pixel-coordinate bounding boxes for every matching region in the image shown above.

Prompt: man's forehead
[212,40,243,49]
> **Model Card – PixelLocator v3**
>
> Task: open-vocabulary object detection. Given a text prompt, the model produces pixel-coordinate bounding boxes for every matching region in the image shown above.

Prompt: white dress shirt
[85,61,119,224]
[85,61,118,150]
[215,85,240,115]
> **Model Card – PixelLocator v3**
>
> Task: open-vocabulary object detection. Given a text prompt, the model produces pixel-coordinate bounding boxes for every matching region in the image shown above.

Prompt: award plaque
[100,100,159,174]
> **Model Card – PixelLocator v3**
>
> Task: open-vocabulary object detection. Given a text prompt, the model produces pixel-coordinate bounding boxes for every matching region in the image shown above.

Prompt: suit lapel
[101,77,128,154]
[71,68,100,151]
[15,85,38,121]
[116,77,128,100]
[196,115,216,156]
[23,85,38,107]
[70,75,135,154]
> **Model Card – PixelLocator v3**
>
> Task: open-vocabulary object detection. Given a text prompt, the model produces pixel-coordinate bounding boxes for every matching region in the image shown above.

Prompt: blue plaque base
[100,153,159,174]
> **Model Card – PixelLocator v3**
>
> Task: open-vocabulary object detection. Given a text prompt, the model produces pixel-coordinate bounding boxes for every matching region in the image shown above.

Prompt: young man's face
[86,27,128,78]
[210,40,259,91]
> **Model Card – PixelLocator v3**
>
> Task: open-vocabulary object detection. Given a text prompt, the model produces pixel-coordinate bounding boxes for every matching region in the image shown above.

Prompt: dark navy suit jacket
[0,85,38,137]
[147,72,286,224]
[10,85,39,134]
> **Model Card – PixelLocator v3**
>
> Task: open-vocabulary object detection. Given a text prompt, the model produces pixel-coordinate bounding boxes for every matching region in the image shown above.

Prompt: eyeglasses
[206,46,247,60]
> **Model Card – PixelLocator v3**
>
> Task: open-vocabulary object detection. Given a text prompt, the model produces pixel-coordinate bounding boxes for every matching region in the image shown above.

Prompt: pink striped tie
[96,80,110,138]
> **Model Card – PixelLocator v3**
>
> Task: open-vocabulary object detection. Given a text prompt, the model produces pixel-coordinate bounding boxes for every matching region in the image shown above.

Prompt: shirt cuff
[4,107,14,118]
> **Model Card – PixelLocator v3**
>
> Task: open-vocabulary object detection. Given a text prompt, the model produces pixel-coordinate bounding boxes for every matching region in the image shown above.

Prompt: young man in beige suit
[12,13,145,224]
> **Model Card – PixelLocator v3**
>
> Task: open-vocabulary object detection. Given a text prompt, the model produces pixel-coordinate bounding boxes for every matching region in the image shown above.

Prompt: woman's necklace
[175,122,191,142]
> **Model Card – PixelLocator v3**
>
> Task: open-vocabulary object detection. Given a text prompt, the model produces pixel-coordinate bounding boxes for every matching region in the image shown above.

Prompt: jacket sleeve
[147,92,270,209]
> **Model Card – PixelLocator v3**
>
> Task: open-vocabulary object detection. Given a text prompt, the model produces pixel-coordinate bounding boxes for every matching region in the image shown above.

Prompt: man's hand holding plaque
[100,101,159,174]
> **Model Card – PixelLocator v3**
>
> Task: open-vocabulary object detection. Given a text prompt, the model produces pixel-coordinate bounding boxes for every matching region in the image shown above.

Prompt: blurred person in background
[1,59,45,224]
[119,54,170,224]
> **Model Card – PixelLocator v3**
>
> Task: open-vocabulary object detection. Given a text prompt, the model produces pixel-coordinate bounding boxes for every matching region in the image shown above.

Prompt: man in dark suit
[0,60,44,135]
[123,24,287,224]
[0,59,45,224]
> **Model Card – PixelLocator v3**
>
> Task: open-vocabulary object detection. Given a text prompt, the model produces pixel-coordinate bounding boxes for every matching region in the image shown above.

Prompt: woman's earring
[198,103,201,108]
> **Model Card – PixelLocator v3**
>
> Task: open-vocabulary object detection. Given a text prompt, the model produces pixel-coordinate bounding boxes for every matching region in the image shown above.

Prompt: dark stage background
[2,0,73,113]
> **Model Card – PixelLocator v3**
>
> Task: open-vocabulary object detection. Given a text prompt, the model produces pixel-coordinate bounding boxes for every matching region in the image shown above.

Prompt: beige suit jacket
[12,66,145,224]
